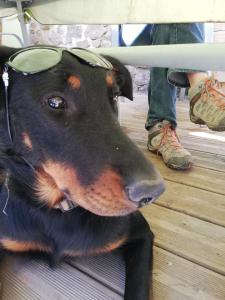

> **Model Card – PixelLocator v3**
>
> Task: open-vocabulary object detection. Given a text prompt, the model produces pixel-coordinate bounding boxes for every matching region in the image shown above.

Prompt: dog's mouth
[35,160,138,216]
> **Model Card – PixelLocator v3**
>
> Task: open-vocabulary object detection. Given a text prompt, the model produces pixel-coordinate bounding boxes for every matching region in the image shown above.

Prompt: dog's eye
[48,96,66,109]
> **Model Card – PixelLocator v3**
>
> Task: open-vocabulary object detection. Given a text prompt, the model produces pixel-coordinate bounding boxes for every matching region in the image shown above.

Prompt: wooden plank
[121,120,225,156]
[69,247,225,300]
[122,125,225,158]
[156,180,225,227]
[67,251,125,295]
[121,132,225,172]
[187,149,225,172]
[179,134,225,156]
[0,255,123,300]
[1,246,224,300]
[121,118,225,157]
[1,272,42,300]
[142,205,225,275]
[139,145,225,196]
[153,247,225,300]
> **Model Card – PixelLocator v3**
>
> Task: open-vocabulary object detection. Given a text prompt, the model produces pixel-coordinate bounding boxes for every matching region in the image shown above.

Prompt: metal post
[8,0,31,46]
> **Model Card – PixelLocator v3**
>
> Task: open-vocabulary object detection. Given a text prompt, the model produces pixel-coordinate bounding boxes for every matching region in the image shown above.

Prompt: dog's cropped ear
[0,46,20,66]
[103,55,133,101]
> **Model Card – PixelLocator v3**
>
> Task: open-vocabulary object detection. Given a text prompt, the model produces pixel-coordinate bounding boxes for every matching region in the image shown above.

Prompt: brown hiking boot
[148,121,193,170]
[189,77,225,131]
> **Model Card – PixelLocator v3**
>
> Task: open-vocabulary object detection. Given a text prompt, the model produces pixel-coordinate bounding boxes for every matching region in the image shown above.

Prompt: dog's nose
[126,179,165,207]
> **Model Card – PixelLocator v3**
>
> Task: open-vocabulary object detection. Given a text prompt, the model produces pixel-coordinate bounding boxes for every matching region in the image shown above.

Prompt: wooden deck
[120,95,225,300]
[0,95,225,300]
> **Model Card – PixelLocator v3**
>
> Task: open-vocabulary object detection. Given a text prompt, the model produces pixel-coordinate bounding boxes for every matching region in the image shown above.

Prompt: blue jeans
[119,24,205,128]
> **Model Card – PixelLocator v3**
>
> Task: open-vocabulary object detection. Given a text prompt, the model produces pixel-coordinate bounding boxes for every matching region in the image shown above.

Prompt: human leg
[146,67,177,129]
[166,23,225,131]
[146,24,192,170]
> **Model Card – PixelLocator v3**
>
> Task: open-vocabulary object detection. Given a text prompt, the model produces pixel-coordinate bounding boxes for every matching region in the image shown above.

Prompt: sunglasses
[6,46,113,74]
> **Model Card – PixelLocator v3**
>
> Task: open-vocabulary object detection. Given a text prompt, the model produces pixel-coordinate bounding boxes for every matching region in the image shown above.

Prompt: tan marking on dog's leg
[64,236,127,257]
[99,236,127,253]
[0,238,51,253]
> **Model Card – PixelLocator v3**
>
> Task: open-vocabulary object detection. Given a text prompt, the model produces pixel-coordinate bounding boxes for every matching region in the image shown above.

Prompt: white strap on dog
[2,67,9,87]
[54,198,78,212]
[2,66,13,143]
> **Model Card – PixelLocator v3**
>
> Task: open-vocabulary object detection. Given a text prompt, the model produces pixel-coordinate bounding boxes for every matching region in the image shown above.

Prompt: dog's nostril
[139,197,153,207]
[127,179,165,207]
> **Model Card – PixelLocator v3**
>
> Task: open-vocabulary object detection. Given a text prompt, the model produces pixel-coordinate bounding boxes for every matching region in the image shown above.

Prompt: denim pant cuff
[145,119,177,130]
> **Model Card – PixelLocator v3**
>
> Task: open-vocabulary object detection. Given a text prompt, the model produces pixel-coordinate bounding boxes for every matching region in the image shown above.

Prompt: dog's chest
[0,201,129,257]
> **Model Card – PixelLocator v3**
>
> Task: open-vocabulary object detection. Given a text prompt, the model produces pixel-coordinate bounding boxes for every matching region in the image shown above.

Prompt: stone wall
[29,22,112,48]
[28,19,149,93]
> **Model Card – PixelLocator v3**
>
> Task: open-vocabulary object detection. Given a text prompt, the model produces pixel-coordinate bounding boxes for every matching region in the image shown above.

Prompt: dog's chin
[91,206,137,217]
[72,198,138,217]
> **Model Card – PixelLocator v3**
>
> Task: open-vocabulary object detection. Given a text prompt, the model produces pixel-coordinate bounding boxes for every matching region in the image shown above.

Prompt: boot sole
[190,114,225,131]
[147,144,193,170]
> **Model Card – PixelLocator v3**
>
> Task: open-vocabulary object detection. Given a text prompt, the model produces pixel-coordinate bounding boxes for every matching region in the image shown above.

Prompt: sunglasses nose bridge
[67,48,113,70]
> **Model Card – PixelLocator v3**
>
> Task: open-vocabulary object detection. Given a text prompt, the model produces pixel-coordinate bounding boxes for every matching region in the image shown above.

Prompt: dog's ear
[0,46,20,66]
[103,55,133,101]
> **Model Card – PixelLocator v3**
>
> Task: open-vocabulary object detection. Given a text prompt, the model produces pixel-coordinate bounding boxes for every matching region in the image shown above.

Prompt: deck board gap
[153,202,225,228]
[163,178,225,196]
[65,260,124,297]
[154,242,225,276]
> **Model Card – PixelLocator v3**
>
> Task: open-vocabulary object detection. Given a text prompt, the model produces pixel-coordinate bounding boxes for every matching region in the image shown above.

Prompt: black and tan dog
[0,46,164,300]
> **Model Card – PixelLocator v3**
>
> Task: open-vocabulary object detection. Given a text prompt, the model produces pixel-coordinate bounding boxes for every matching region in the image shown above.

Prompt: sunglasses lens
[70,48,113,70]
[8,49,60,73]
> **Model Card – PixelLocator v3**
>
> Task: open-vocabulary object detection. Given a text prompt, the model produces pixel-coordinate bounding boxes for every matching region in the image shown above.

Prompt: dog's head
[0,46,164,216]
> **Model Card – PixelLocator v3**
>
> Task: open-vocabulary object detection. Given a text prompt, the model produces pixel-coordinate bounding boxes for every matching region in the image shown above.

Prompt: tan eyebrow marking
[106,73,114,87]
[68,75,81,89]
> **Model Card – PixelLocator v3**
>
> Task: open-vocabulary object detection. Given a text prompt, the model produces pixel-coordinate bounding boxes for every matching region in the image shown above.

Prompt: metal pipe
[92,43,225,71]
[8,0,30,46]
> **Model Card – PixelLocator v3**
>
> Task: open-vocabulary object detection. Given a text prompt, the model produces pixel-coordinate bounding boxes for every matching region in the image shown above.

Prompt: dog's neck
[0,147,79,214]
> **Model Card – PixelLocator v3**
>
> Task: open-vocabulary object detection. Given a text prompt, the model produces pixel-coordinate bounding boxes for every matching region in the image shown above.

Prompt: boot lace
[158,123,183,152]
[200,76,225,110]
